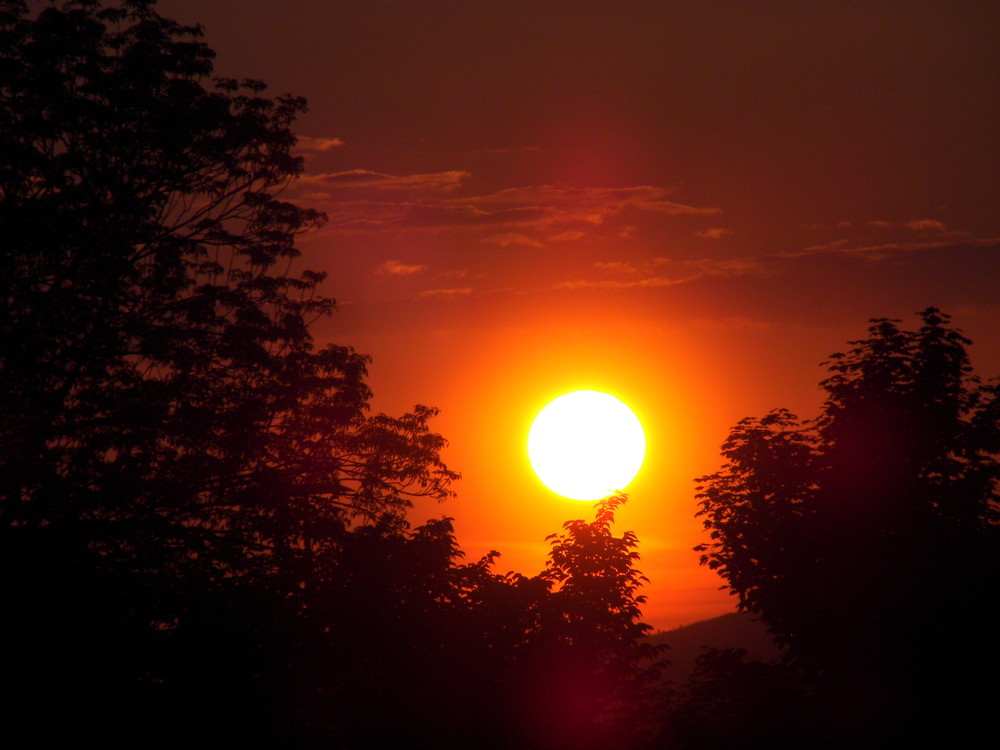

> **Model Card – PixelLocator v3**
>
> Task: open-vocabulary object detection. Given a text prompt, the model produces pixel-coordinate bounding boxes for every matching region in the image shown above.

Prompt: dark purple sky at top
[160,0,1000,315]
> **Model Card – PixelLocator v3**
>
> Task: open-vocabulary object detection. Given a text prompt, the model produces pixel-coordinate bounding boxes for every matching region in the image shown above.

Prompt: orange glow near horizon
[378,311,756,630]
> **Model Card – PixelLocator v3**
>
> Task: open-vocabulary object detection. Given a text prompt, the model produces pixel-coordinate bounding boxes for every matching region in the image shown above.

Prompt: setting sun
[528,390,646,501]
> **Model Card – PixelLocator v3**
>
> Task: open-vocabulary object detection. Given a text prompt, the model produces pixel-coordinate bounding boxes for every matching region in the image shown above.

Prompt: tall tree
[695,308,1000,745]
[1,0,455,581]
[0,0,456,733]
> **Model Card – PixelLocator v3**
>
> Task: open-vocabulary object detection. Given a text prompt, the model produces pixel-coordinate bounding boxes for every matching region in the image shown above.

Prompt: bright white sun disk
[528,390,646,501]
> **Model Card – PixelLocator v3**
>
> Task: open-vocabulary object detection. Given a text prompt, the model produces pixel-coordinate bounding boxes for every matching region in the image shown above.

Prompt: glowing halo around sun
[527,390,646,501]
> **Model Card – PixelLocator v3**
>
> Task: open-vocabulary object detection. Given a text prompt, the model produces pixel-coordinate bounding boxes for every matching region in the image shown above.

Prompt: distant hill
[647,611,783,686]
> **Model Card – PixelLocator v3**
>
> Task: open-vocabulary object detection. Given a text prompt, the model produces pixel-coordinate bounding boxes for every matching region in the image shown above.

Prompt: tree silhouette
[499,494,666,750]
[2,4,671,747]
[1,1,456,737]
[695,308,1000,745]
[1,0,456,551]
[267,515,504,748]
[252,499,663,750]
[662,647,813,750]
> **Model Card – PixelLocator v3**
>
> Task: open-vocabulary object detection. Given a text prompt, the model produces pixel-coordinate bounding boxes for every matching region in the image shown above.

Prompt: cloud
[554,276,683,291]
[789,236,997,260]
[454,185,719,221]
[698,257,766,275]
[594,261,638,274]
[293,177,723,238]
[295,135,345,152]
[553,255,772,294]
[654,256,765,277]
[799,238,852,254]
[696,227,734,239]
[869,218,947,232]
[378,259,427,276]
[482,233,544,248]
[418,287,473,298]
[301,169,471,192]
[550,230,586,242]
[903,219,947,232]
[632,199,721,216]
[528,237,1000,307]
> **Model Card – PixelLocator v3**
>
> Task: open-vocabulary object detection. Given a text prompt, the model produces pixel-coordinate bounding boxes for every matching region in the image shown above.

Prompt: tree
[663,647,813,750]
[271,515,506,748]
[502,494,666,750]
[1,0,456,574]
[1,5,672,746]
[695,308,1000,744]
[542,494,663,712]
[0,0,456,733]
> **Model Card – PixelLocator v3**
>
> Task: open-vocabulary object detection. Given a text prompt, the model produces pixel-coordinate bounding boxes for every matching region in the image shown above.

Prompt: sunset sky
[162,0,1000,629]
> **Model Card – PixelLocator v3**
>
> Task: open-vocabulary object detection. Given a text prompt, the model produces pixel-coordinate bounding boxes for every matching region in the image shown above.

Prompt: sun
[528,390,646,501]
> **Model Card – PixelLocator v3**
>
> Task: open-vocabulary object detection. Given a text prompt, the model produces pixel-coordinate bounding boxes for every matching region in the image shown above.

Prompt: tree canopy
[694,308,1000,744]
[1,0,460,734]
[1,4,664,747]
[1,0,457,591]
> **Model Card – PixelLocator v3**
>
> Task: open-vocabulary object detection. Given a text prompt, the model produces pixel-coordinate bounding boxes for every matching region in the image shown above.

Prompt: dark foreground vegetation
[3,3,998,747]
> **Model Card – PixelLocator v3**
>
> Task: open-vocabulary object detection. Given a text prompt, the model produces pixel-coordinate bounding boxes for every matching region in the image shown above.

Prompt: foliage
[541,494,664,726]
[269,497,663,750]
[264,515,504,747]
[476,494,666,750]
[662,647,813,750]
[694,308,1000,743]
[1,0,456,594]
[1,5,669,747]
[692,408,818,644]
[0,2,459,738]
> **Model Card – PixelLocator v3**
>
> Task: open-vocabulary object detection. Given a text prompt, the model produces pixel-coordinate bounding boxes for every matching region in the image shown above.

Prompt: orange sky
[163,0,1000,630]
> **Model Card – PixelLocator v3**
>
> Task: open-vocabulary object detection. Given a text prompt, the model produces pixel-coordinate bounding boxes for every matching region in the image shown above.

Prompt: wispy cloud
[551,236,996,297]
[869,218,947,232]
[903,219,947,232]
[593,261,639,274]
[555,256,766,292]
[453,185,719,221]
[300,169,471,194]
[696,227,734,240]
[482,233,544,248]
[392,236,1000,305]
[378,259,427,276]
[550,230,586,242]
[554,276,683,291]
[295,135,345,152]
[790,236,1000,260]
[292,174,723,242]
[418,287,473,298]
